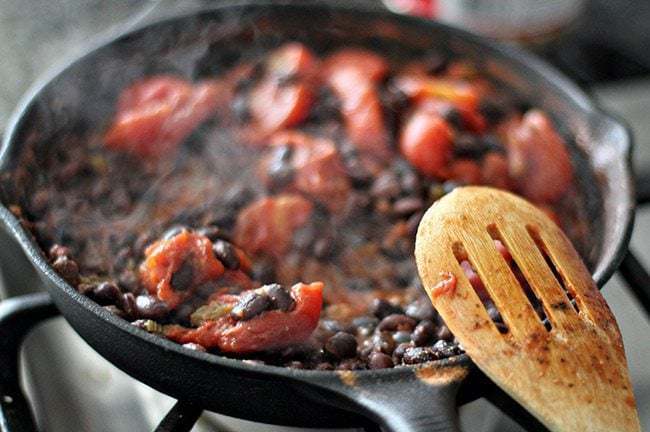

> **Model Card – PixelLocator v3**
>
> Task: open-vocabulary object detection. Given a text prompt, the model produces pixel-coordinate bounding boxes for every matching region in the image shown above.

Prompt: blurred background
[0,1,648,431]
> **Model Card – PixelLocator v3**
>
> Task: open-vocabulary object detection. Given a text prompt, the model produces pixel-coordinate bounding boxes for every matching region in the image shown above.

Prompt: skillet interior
[0,4,634,428]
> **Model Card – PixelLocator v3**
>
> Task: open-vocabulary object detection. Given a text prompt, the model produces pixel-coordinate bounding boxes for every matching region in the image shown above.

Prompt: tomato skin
[261,131,351,212]
[399,110,453,178]
[323,48,389,82]
[105,76,219,158]
[233,194,313,259]
[481,153,512,189]
[219,282,323,353]
[249,43,316,134]
[504,110,573,203]
[323,49,391,160]
[449,159,482,184]
[140,231,224,309]
[165,282,323,353]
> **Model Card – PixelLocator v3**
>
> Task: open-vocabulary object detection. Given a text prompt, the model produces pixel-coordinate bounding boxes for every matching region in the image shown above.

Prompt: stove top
[0,1,649,431]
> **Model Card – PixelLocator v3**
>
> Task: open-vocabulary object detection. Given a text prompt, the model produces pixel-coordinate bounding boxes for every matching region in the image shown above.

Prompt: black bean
[393,330,412,345]
[481,134,505,154]
[479,99,507,124]
[93,282,121,306]
[49,244,71,259]
[135,295,170,320]
[453,134,490,159]
[119,293,137,319]
[170,260,194,292]
[309,87,340,123]
[370,299,403,319]
[325,332,358,359]
[403,346,439,364]
[195,225,228,242]
[212,239,240,270]
[399,169,421,192]
[392,197,423,217]
[368,352,394,369]
[231,290,271,321]
[381,85,410,114]
[412,321,436,346]
[161,225,189,241]
[52,256,80,286]
[352,316,379,333]
[182,343,206,352]
[372,331,397,355]
[321,319,345,334]
[267,145,295,190]
[78,283,95,296]
[441,105,463,130]
[345,158,373,188]
[393,342,413,362]
[436,325,454,341]
[432,339,461,358]
[263,284,294,311]
[378,314,416,332]
[371,172,401,199]
[405,298,436,322]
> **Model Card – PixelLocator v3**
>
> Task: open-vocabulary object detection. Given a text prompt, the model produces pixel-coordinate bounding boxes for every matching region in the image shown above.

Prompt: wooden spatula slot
[526,224,580,314]
[415,186,641,432]
[451,240,510,334]
[486,223,553,330]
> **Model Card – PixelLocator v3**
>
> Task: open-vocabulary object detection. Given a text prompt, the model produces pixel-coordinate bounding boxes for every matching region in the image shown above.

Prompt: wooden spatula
[415,186,640,432]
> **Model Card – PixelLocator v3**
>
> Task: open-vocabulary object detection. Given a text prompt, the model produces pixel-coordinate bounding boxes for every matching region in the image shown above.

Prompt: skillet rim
[0,3,634,382]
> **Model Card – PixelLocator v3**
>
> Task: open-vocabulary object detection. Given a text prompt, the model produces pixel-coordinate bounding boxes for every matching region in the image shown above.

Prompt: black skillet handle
[635,169,650,206]
[0,292,59,432]
[309,364,467,432]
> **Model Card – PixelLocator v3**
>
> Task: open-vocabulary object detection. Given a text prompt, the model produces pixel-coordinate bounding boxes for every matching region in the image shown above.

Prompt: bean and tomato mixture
[5,42,588,370]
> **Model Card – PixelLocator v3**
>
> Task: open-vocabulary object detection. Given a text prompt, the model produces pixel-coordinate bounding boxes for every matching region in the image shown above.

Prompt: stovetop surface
[0,1,649,431]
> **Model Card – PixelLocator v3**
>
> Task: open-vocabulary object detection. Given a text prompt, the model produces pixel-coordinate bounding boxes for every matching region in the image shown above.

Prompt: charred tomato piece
[105,75,220,158]
[233,194,314,259]
[140,230,224,308]
[165,282,323,353]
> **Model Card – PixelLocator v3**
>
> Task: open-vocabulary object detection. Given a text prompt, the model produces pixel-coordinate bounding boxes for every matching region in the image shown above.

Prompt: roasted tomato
[234,194,313,258]
[481,153,511,189]
[105,76,219,158]
[503,110,573,203]
[140,230,224,309]
[323,49,391,160]
[165,282,323,353]
[248,42,316,134]
[399,110,453,178]
[394,66,487,133]
[449,159,482,184]
[260,131,351,212]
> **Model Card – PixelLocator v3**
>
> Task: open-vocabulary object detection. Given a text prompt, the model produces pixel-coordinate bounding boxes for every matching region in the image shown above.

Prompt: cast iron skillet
[0,3,635,432]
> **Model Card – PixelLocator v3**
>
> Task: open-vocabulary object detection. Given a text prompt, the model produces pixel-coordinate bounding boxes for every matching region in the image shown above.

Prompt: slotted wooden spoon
[415,186,640,432]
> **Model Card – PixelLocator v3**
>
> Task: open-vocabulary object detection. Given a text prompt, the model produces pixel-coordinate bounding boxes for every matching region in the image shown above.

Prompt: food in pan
[4,42,590,370]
